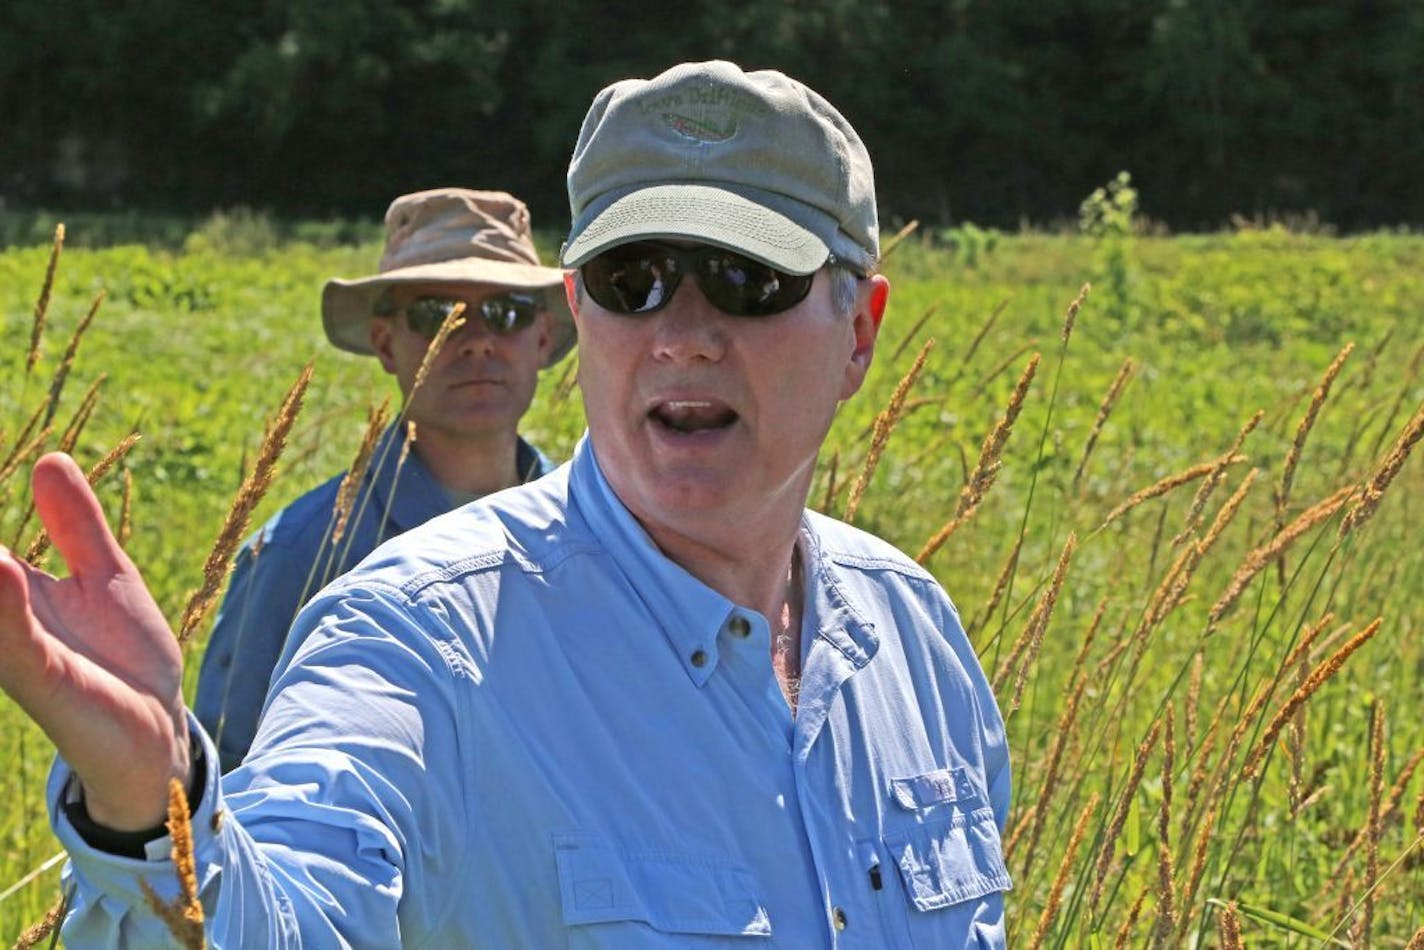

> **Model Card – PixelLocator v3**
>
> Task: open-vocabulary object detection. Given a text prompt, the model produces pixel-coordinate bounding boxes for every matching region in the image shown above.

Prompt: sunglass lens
[480,293,539,334]
[698,251,815,317]
[404,298,461,337]
[582,243,681,314]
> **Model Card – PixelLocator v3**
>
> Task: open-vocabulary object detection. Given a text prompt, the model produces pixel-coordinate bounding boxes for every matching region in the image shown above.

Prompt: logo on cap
[662,112,738,143]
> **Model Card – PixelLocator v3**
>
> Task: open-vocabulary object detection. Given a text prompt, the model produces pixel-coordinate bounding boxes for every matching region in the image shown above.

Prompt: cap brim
[560,183,833,275]
[322,259,576,368]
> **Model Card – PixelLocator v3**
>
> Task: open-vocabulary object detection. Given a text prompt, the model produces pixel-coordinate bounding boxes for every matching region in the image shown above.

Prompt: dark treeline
[3,0,1421,233]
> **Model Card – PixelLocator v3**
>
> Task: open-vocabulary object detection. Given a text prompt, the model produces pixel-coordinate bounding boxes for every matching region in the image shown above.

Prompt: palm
[0,453,188,830]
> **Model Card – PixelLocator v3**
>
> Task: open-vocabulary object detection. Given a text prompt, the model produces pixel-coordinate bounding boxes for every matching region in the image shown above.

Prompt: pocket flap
[889,767,982,811]
[553,833,772,937]
[884,815,1013,911]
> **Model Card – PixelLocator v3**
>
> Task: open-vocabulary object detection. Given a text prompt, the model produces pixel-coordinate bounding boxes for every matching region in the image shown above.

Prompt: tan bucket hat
[323,188,575,367]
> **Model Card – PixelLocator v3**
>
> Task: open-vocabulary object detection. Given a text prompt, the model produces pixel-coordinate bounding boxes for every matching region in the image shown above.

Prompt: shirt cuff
[61,735,207,859]
[50,710,223,865]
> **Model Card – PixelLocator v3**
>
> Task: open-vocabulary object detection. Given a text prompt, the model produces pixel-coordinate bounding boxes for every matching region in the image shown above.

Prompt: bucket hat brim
[322,258,575,368]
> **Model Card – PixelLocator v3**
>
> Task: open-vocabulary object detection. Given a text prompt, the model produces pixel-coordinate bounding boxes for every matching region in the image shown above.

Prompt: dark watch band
[63,740,208,860]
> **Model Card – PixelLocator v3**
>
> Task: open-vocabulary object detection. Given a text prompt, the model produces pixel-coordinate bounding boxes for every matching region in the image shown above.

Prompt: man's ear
[369,317,399,374]
[563,271,580,324]
[840,274,889,400]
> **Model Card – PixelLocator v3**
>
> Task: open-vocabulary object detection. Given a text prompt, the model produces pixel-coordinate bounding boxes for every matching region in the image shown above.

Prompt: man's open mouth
[650,400,739,433]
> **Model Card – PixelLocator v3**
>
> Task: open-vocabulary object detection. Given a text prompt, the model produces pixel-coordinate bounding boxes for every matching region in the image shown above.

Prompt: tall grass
[2,222,1421,944]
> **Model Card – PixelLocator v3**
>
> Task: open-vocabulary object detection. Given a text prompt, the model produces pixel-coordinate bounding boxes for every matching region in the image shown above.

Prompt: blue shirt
[193,423,554,772]
[52,436,1012,948]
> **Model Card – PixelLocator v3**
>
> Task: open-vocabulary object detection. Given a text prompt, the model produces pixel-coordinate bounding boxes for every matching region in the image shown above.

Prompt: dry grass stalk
[178,363,312,643]
[1174,804,1218,944]
[1287,641,1309,813]
[969,535,1023,637]
[57,374,108,453]
[1185,649,1203,757]
[408,304,465,402]
[1179,717,1221,844]
[1089,720,1163,915]
[1172,410,1263,546]
[1275,342,1354,533]
[1002,801,1037,864]
[818,448,839,514]
[1135,469,1258,646]
[1017,598,1106,876]
[118,466,134,548]
[1365,342,1424,462]
[1405,925,1424,950]
[844,339,934,523]
[0,423,54,488]
[917,353,1040,563]
[1193,613,1334,833]
[26,223,65,375]
[1153,708,1177,944]
[1207,485,1356,628]
[970,340,1039,398]
[331,399,392,544]
[1217,900,1244,949]
[950,298,1009,385]
[42,289,106,428]
[887,303,939,363]
[1350,700,1386,946]
[1060,281,1090,345]
[1096,452,1246,533]
[1243,617,1384,779]
[994,533,1077,714]
[1111,888,1149,949]
[137,779,205,949]
[1027,791,1100,950]
[1340,400,1424,537]
[877,218,919,260]
[1072,356,1134,492]
[24,432,142,564]
[552,353,580,403]
[2,402,48,475]
[12,893,66,949]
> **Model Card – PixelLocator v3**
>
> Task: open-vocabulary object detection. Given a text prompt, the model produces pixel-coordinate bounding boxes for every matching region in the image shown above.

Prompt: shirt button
[833,906,848,931]
[690,649,708,668]
[728,616,751,638]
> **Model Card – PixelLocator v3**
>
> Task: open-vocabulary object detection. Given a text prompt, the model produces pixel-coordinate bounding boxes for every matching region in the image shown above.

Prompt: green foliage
[2,224,1422,942]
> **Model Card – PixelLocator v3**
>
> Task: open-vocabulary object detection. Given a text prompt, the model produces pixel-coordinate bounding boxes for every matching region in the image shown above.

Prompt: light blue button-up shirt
[52,435,1012,948]
[193,423,554,772]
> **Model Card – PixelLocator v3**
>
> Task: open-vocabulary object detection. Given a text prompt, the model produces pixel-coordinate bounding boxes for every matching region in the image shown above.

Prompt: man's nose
[651,279,727,363]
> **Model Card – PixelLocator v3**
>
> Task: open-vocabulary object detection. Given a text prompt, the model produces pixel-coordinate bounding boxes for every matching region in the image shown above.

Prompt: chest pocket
[554,833,773,948]
[873,769,1014,948]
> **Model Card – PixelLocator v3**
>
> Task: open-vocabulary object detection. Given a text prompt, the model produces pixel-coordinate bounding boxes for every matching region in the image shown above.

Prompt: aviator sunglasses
[400,292,540,339]
[580,241,844,318]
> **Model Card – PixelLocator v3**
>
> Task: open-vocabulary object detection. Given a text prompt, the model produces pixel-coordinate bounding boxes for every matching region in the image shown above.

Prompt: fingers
[31,453,127,578]
[0,545,53,704]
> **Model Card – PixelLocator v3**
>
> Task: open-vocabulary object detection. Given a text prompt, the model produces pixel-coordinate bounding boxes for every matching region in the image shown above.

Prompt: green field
[2,219,1421,945]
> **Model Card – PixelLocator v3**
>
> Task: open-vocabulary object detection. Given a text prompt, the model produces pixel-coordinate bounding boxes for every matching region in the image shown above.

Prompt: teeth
[664,400,712,410]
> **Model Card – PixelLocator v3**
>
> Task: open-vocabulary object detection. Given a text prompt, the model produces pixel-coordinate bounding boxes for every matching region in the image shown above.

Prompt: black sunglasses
[580,241,823,318]
[400,292,540,338]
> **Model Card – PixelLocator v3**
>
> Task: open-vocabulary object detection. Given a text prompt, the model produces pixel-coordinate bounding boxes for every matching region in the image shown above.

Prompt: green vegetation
[2,220,1421,944]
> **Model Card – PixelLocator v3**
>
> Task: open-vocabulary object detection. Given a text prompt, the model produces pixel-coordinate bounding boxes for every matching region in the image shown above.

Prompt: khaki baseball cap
[323,188,575,367]
[561,60,879,277]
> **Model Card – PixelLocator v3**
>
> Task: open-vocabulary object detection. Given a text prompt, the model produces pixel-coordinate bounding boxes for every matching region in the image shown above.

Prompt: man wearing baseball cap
[3,62,1011,947]
[195,188,574,772]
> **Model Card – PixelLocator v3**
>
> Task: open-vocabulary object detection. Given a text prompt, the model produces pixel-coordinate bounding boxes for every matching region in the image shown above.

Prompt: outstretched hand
[0,453,189,831]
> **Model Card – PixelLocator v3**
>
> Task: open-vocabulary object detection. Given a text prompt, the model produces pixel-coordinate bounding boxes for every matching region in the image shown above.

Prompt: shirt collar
[366,424,554,532]
[569,436,737,687]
